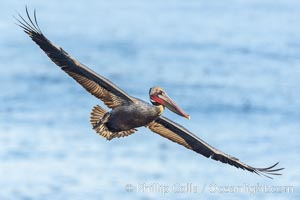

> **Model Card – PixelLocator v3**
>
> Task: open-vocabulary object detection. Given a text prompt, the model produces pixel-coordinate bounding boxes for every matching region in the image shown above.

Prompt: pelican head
[149,86,190,119]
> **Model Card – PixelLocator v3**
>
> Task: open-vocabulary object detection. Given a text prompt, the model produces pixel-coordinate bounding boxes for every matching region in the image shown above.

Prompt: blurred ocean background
[1,0,299,199]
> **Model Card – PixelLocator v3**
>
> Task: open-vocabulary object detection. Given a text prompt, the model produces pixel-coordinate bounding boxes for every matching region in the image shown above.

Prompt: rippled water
[1,0,299,199]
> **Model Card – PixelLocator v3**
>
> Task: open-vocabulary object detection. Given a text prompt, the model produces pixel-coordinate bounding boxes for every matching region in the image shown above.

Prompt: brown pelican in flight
[16,8,283,178]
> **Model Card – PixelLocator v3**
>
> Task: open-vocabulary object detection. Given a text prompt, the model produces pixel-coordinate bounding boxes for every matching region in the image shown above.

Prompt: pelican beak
[158,92,190,120]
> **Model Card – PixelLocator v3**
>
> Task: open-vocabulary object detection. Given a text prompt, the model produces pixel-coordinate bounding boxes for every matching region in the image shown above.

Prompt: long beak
[159,92,190,120]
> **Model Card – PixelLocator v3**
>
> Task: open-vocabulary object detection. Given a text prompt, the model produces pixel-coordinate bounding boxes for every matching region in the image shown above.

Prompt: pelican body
[95,98,161,135]
[105,99,160,132]
[16,8,283,179]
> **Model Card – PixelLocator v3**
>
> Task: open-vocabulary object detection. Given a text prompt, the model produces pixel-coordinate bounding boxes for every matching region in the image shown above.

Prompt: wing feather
[16,8,133,109]
[148,116,284,178]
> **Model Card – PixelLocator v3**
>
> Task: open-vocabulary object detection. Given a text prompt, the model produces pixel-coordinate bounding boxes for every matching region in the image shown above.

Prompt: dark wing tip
[15,6,43,36]
[253,162,284,179]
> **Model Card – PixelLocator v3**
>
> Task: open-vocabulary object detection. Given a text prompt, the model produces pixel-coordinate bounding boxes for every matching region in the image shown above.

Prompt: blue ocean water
[1,0,299,199]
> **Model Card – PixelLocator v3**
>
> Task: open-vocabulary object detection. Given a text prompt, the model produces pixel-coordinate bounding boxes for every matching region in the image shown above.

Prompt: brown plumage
[16,7,284,178]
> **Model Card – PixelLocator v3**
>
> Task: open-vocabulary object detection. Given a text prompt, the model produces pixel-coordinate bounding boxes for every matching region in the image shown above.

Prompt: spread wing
[16,8,134,109]
[148,116,284,178]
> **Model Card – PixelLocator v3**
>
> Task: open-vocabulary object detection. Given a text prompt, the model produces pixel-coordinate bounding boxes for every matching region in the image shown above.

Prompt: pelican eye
[158,90,163,95]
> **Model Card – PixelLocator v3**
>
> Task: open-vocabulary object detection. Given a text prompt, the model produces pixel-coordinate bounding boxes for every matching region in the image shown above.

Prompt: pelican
[16,8,283,178]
